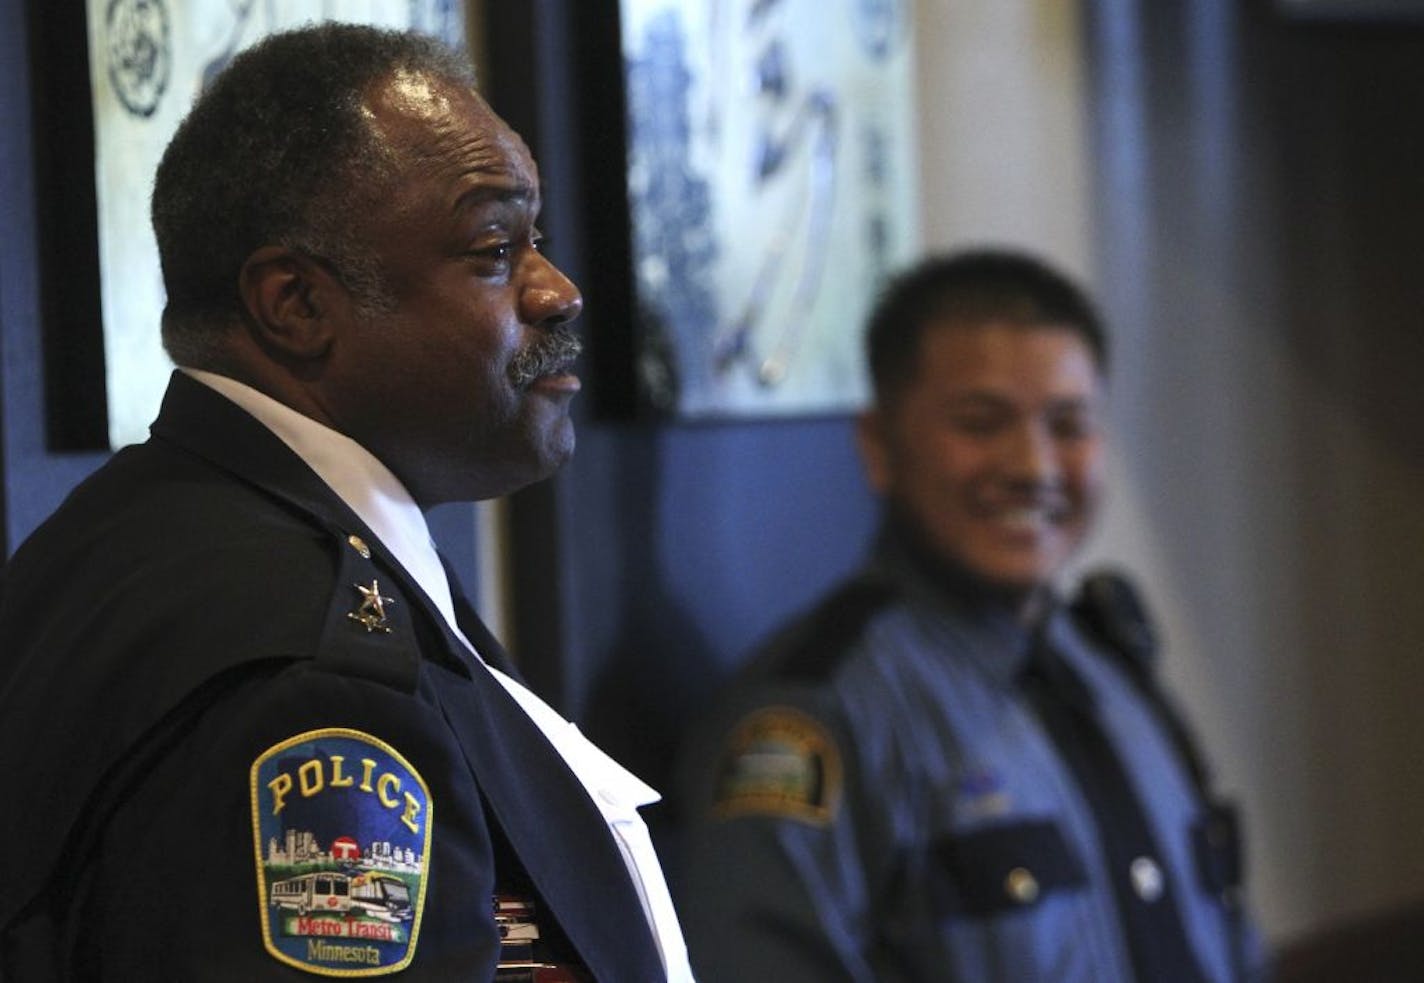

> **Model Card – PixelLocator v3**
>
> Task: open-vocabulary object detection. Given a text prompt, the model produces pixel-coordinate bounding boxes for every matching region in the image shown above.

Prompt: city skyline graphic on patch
[251,729,432,977]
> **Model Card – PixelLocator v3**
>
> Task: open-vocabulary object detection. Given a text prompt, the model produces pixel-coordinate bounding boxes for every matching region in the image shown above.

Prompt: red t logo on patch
[332,836,360,861]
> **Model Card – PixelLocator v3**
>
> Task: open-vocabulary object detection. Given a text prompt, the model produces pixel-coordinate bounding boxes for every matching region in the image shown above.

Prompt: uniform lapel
[427,564,665,982]
[433,643,664,982]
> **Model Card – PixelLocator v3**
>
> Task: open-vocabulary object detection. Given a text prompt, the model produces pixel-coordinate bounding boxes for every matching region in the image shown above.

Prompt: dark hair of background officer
[864,249,1109,406]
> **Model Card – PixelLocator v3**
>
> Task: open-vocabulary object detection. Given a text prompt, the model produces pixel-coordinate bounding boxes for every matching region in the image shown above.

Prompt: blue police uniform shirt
[674,521,1256,982]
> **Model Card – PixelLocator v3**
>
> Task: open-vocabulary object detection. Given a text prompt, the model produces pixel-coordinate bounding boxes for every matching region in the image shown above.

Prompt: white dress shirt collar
[182,368,460,630]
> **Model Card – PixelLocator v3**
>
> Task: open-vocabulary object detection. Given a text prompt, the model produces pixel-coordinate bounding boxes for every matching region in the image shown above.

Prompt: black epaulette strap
[768,576,899,682]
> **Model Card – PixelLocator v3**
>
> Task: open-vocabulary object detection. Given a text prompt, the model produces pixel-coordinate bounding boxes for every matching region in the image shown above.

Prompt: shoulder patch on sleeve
[250,729,432,976]
[711,706,843,825]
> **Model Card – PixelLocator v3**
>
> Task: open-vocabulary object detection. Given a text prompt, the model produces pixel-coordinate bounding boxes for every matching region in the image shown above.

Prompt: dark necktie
[1019,637,1211,983]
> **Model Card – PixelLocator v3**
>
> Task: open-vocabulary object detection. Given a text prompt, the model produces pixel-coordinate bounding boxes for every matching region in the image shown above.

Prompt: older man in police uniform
[0,24,691,981]
[674,251,1259,982]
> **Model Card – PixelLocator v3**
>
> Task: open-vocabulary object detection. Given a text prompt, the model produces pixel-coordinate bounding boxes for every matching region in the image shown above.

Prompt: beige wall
[914,1,1094,278]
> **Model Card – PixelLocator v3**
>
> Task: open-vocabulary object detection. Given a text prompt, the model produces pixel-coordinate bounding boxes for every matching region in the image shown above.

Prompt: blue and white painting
[621,0,920,417]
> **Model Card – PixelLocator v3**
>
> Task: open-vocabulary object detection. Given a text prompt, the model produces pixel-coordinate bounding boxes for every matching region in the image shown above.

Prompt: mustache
[507,327,584,389]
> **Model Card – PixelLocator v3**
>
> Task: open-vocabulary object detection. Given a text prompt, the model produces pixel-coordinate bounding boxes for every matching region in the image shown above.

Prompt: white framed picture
[618,0,921,418]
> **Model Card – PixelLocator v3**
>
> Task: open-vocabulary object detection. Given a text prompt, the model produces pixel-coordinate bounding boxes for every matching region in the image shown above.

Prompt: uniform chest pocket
[934,819,1088,918]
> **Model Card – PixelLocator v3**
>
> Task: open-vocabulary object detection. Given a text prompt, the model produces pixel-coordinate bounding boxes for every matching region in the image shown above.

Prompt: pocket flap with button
[934,819,1087,917]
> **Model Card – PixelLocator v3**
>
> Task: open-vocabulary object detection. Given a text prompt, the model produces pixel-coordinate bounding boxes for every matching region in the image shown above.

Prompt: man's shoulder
[14,435,305,554]
[741,574,902,686]
[673,575,902,830]
[0,440,432,883]
[1,439,342,688]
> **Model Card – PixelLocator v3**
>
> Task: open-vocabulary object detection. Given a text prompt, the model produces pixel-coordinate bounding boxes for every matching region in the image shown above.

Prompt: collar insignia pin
[349,579,395,633]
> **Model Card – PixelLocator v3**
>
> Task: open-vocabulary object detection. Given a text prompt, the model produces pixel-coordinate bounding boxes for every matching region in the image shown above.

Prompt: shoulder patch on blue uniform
[250,729,432,976]
[712,706,842,825]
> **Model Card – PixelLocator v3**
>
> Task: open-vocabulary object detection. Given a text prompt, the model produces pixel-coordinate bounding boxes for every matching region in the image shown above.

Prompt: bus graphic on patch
[251,728,433,976]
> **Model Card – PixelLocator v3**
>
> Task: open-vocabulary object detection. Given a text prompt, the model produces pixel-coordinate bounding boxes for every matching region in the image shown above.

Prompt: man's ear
[855,407,893,496]
[237,246,345,360]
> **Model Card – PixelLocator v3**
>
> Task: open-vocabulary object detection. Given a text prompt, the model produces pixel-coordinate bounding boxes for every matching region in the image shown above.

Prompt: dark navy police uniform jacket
[0,372,663,982]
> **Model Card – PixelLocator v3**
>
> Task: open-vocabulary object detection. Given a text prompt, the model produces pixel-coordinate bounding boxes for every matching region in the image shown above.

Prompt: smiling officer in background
[674,249,1259,982]
[0,24,691,981]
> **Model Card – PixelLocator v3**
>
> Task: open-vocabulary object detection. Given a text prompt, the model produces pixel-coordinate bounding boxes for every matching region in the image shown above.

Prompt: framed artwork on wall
[608,0,921,419]
[34,0,466,451]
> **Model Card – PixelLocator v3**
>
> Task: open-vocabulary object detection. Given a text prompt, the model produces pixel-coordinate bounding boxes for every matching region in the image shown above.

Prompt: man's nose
[522,252,584,328]
[1002,422,1060,484]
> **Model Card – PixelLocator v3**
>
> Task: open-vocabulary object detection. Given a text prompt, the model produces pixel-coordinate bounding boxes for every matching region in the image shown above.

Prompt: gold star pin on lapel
[349,580,395,633]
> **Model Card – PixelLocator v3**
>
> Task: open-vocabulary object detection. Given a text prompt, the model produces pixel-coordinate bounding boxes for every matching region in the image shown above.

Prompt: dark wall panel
[3,1,110,553]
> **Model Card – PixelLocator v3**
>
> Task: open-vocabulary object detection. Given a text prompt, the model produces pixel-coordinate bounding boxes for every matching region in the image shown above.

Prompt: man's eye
[949,414,1002,435]
[472,243,512,262]
[1050,413,1097,441]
